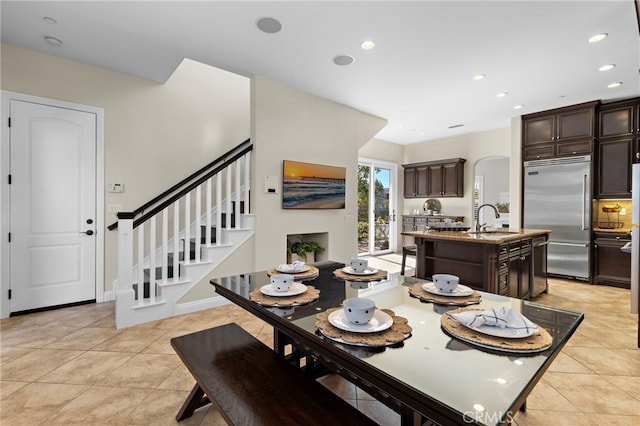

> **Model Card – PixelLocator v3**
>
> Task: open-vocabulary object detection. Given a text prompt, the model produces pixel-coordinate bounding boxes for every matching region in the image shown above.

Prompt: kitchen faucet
[475,204,501,232]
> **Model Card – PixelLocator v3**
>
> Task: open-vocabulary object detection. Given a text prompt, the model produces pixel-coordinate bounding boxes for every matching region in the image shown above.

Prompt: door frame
[1,91,105,318]
[358,157,397,255]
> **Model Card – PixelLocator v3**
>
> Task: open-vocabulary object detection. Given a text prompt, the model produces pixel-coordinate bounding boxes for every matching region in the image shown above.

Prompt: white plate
[328,309,393,333]
[342,266,378,276]
[422,282,474,297]
[275,265,311,273]
[260,283,307,297]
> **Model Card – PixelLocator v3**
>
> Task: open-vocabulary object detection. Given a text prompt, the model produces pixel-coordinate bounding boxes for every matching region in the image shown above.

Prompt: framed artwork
[282,160,346,209]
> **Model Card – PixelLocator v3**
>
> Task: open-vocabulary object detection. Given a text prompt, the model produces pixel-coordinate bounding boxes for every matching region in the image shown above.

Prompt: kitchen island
[402,229,551,299]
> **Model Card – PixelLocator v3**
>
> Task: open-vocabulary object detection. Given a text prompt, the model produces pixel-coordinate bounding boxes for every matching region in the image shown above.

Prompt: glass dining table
[210,261,583,426]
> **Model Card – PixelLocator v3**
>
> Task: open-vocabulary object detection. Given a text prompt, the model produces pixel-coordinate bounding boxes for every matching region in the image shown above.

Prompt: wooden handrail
[108,138,251,230]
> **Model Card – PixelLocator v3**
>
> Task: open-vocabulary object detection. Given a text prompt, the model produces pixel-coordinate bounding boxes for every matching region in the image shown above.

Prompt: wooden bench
[171,322,378,425]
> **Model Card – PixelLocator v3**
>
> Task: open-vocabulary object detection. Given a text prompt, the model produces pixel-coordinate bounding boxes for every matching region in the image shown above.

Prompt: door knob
[86,219,93,224]
[80,230,94,236]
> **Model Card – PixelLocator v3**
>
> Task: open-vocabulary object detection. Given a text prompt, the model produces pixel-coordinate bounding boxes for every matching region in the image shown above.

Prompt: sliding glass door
[358,159,397,255]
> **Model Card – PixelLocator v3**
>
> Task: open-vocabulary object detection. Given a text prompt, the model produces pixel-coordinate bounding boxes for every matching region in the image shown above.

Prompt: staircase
[111,140,253,328]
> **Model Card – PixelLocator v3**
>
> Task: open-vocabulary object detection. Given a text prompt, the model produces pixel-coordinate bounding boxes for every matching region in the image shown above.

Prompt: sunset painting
[282,160,346,209]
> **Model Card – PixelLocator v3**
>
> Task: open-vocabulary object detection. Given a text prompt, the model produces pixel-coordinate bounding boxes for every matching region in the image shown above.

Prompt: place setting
[249,273,320,307]
[408,274,482,306]
[266,260,320,281]
[440,306,553,354]
[333,258,389,282]
[315,297,412,348]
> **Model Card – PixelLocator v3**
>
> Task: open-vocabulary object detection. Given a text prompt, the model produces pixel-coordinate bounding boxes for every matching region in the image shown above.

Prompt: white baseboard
[174,295,232,315]
[102,290,115,302]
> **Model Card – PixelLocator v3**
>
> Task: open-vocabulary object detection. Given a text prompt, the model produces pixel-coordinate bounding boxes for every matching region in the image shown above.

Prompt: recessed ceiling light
[333,55,354,66]
[496,92,508,98]
[607,82,623,88]
[599,64,616,71]
[514,105,524,109]
[588,33,608,43]
[44,36,62,47]
[256,17,282,34]
[43,16,57,24]
[472,74,486,81]
[360,40,375,50]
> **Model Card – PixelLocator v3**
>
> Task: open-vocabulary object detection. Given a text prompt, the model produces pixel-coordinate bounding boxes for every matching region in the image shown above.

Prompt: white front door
[9,99,97,312]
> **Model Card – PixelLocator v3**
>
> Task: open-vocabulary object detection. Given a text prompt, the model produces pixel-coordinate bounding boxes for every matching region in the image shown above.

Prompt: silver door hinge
[8,175,11,185]
[7,117,10,128]
[8,289,11,300]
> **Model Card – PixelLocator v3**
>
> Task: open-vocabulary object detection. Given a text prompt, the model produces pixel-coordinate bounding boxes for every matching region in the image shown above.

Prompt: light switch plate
[107,183,124,193]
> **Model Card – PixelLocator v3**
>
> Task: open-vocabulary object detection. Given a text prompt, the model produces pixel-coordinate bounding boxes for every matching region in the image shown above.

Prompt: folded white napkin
[447,307,538,334]
[277,260,306,273]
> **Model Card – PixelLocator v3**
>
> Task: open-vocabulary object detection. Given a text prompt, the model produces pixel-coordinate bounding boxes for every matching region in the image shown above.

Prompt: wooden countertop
[401,228,551,245]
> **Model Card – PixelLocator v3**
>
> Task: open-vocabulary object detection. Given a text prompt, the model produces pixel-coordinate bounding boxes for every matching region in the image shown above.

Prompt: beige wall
[251,75,387,270]
[402,127,512,226]
[1,44,250,293]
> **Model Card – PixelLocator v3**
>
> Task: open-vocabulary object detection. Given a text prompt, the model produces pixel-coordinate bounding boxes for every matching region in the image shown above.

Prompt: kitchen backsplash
[594,199,632,231]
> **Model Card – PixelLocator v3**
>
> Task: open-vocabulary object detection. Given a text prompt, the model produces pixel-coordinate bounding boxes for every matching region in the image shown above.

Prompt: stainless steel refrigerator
[523,156,591,280]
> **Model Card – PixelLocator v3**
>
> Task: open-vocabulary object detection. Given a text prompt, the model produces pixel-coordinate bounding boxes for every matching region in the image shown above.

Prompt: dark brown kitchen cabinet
[504,239,532,300]
[598,97,640,139]
[403,165,428,198]
[522,101,598,161]
[596,138,632,198]
[598,97,640,164]
[595,97,640,198]
[403,158,465,198]
[593,232,631,289]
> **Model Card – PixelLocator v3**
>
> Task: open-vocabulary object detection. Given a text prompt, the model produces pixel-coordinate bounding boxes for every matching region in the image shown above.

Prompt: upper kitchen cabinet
[595,97,640,198]
[598,97,640,162]
[522,101,598,161]
[403,158,465,198]
[403,165,428,198]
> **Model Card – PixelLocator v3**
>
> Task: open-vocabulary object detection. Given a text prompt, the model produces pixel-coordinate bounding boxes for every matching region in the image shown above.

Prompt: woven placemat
[333,268,388,282]
[408,283,482,306]
[249,285,320,307]
[440,308,553,353]
[315,307,412,347]
[266,266,320,280]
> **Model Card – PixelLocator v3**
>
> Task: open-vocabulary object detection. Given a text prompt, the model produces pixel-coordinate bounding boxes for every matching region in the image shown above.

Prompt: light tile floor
[1,257,638,425]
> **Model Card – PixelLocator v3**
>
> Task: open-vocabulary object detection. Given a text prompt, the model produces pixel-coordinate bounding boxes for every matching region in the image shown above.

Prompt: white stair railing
[115,146,252,327]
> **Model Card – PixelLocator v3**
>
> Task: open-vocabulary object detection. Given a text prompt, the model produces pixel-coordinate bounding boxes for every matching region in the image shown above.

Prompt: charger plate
[333,268,388,282]
[408,283,481,306]
[440,308,553,354]
[266,266,319,280]
[249,285,320,307]
[316,307,412,347]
